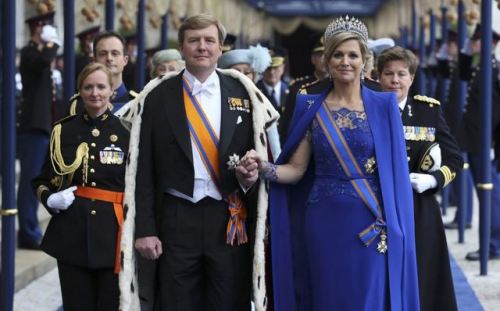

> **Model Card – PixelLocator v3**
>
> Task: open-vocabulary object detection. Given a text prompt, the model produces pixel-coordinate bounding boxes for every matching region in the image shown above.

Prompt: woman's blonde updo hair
[77,62,113,92]
[323,16,370,70]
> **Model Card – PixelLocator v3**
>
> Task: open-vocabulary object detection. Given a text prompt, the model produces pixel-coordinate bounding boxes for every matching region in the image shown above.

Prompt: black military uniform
[33,110,129,310]
[17,34,59,249]
[18,40,59,135]
[402,94,462,311]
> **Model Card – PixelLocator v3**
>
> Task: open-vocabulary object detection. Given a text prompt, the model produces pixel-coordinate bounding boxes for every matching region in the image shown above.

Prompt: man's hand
[235,150,260,189]
[135,236,163,260]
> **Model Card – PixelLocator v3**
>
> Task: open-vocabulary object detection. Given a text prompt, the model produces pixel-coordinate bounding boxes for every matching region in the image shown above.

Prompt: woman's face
[327,39,364,84]
[230,63,255,81]
[156,60,181,76]
[378,60,414,103]
[80,70,113,115]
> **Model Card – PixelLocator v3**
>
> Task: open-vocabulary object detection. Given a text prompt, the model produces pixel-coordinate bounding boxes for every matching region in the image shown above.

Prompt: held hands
[135,236,163,260]
[409,173,438,193]
[235,150,260,189]
[47,186,77,211]
[41,25,61,46]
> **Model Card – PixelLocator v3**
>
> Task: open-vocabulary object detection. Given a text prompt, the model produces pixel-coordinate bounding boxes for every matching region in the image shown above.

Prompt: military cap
[222,33,237,52]
[25,11,55,26]
[268,47,287,68]
[76,25,101,40]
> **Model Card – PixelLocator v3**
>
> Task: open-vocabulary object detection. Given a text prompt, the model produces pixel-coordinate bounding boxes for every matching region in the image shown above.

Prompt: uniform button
[91,182,96,187]
[90,168,95,173]
[90,210,97,215]
[90,155,95,160]
[91,143,96,147]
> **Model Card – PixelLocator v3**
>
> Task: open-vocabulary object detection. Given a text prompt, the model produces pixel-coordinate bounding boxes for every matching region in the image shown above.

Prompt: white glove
[428,144,441,172]
[41,25,61,46]
[47,186,77,211]
[410,173,438,193]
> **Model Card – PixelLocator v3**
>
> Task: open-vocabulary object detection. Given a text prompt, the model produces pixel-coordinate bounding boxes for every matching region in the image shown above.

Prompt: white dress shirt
[166,69,223,202]
[398,96,408,113]
[263,81,282,107]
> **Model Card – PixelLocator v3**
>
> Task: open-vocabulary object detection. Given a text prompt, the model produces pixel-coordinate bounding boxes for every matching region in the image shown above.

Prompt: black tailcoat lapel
[164,72,193,164]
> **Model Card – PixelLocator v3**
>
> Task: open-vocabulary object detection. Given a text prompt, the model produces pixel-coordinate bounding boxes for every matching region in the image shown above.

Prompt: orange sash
[75,186,124,273]
[182,78,247,245]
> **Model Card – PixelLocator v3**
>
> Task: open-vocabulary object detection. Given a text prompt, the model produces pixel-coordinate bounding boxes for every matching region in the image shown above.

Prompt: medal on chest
[99,144,125,165]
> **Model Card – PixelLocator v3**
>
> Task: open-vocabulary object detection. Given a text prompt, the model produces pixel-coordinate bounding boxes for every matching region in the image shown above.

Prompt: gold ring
[0,208,18,216]
[477,183,494,190]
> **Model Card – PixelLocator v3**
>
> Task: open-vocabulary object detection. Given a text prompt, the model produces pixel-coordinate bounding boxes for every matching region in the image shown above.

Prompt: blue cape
[269,86,420,310]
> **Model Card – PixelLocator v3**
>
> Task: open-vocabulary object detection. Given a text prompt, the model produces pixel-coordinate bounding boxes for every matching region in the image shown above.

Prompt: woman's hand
[47,186,77,211]
[235,150,261,189]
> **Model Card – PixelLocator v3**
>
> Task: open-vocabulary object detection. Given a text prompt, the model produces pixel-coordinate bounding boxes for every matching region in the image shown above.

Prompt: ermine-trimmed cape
[116,69,279,311]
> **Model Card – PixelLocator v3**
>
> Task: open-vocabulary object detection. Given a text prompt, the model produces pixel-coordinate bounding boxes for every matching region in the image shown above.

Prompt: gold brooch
[110,134,118,142]
[92,128,100,137]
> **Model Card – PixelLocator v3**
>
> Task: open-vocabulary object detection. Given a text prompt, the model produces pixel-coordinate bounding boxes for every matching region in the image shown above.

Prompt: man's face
[94,37,129,77]
[311,52,326,75]
[180,25,222,76]
[263,64,284,86]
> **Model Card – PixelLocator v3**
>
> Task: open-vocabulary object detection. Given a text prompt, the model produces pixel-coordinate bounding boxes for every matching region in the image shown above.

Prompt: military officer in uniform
[279,39,328,143]
[457,25,500,261]
[33,63,129,310]
[378,46,462,311]
[69,31,137,116]
[17,10,60,249]
[256,47,289,114]
[75,25,101,82]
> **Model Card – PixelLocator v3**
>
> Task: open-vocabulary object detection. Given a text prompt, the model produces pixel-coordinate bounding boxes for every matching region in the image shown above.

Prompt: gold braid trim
[36,185,50,202]
[439,165,456,187]
[50,124,89,184]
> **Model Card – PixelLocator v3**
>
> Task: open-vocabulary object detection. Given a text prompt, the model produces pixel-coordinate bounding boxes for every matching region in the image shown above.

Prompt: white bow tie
[191,81,216,96]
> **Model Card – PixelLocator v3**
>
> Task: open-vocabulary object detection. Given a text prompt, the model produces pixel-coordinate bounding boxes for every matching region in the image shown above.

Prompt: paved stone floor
[4,188,500,311]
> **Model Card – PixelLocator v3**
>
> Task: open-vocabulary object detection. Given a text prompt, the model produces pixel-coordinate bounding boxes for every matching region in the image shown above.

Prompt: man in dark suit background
[256,48,289,114]
[134,14,262,310]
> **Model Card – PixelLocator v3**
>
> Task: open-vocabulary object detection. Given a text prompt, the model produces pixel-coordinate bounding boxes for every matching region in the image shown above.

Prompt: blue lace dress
[304,107,389,310]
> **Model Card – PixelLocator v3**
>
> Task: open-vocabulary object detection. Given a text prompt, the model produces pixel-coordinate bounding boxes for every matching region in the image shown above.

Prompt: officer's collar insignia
[100,144,124,165]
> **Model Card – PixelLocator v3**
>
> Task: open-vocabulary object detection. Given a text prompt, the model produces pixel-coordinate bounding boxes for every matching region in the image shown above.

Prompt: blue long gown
[304,107,388,310]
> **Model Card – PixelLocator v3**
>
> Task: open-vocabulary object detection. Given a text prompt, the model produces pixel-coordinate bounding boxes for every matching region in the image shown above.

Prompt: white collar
[183,69,219,95]
[398,96,408,111]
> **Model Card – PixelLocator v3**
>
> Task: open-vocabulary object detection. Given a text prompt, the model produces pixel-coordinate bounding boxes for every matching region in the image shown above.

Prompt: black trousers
[158,194,252,311]
[57,262,119,311]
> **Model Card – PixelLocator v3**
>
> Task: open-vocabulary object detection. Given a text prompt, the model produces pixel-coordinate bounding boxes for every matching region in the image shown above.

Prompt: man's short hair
[178,14,226,46]
[93,31,127,56]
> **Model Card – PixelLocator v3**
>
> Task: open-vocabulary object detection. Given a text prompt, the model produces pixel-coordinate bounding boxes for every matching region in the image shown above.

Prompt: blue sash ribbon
[315,101,386,247]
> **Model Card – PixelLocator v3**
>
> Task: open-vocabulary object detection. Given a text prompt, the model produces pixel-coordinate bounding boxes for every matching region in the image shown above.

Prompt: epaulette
[53,114,77,125]
[298,79,320,94]
[129,90,139,98]
[289,75,310,87]
[413,95,440,107]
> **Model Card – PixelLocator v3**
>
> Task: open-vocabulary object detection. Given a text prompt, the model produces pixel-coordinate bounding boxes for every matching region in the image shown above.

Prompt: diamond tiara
[324,15,369,44]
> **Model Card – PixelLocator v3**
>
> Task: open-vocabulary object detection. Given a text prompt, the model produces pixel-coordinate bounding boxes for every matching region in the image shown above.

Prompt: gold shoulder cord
[50,124,90,184]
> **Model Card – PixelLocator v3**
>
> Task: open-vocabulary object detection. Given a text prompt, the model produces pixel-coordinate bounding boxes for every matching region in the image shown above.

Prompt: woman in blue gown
[239,16,420,310]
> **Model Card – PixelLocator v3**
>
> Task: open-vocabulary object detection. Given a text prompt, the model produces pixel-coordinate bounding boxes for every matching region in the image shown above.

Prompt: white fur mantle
[118,69,279,311]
